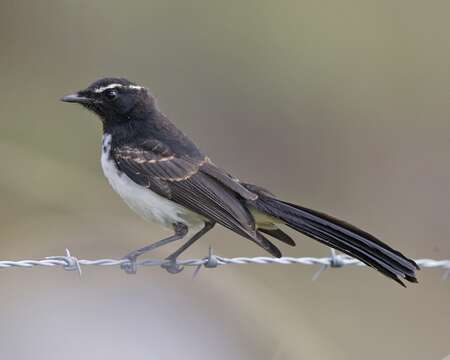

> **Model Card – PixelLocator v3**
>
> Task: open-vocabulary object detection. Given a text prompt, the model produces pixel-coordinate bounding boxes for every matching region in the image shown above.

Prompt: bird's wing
[112,141,279,252]
[113,140,201,198]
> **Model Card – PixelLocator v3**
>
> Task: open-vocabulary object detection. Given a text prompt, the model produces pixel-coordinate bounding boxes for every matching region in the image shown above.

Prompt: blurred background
[1,0,449,359]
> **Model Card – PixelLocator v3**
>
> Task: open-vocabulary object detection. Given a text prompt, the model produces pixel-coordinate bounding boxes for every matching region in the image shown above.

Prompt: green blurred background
[1,1,449,359]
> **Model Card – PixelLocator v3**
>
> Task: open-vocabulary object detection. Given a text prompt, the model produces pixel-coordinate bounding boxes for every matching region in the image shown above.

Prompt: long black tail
[251,194,419,286]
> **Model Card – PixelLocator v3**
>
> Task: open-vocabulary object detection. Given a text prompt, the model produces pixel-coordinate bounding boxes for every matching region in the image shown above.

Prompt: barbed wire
[0,248,449,280]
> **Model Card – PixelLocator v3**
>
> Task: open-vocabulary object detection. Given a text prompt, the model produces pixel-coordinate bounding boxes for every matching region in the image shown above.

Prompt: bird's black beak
[60,92,93,104]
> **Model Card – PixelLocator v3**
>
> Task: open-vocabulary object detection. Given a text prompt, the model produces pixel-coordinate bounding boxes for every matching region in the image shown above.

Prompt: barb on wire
[46,249,82,275]
[193,246,219,278]
[0,248,449,281]
[312,248,345,281]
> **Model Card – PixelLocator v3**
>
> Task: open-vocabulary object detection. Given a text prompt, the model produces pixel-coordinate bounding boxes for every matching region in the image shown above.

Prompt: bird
[61,77,419,285]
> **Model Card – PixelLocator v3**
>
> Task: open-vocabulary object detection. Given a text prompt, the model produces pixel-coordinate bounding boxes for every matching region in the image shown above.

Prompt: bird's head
[61,77,155,125]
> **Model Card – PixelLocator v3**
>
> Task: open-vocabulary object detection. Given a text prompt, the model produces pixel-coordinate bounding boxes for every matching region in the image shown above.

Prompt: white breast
[100,134,204,228]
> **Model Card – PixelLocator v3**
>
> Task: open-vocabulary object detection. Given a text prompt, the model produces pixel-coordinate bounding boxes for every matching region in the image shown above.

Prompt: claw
[121,257,138,274]
[161,257,184,274]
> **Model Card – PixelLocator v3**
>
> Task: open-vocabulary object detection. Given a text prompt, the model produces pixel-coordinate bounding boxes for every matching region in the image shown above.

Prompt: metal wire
[0,248,449,280]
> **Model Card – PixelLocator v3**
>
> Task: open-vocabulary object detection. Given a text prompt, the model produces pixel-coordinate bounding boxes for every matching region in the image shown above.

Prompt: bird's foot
[161,256,184,274]
[121,256,138,274]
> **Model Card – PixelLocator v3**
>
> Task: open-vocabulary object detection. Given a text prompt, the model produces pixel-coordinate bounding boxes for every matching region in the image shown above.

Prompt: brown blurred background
[1,1,449,359]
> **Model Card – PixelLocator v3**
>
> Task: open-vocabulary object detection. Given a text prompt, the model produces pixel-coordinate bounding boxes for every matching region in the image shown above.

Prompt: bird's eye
[104,89,118,100]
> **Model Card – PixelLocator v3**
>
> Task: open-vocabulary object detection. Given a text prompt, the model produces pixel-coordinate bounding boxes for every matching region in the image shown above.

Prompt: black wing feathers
[259,228,296,246]
[201,162,258,200]
[112,140,281,257]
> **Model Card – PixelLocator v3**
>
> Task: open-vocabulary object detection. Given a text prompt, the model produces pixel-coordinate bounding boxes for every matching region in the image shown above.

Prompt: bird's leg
[121,222,188,274]
[162,222,215,274]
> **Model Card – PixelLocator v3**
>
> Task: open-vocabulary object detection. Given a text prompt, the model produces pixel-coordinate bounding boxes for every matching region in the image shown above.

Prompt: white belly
[100,134,204,228]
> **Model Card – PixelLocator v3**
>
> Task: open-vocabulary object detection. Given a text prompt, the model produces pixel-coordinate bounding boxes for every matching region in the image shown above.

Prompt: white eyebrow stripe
[129,85,144,90]
[94,83,123,93]
[94,83,145,93]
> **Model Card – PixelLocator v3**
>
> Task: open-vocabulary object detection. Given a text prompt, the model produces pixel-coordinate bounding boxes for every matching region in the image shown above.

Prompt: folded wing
[112,140,281,256]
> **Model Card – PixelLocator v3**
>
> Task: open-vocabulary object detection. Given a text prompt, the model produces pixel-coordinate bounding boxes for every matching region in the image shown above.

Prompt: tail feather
[293,220,415,286]
[250,195,419,286]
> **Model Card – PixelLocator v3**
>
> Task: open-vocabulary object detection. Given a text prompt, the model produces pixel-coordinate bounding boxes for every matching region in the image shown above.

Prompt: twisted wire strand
[0,249,448,279]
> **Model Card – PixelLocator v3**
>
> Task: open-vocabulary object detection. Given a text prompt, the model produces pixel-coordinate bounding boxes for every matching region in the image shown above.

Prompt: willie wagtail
[61,77,419,285]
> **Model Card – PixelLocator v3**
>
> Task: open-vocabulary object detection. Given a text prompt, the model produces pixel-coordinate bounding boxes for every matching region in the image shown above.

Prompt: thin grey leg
[121,222,188,274]
[162,222,215,274]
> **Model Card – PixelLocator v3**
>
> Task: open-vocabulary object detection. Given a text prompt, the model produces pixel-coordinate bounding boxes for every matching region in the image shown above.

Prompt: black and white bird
[61,77,419,285]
